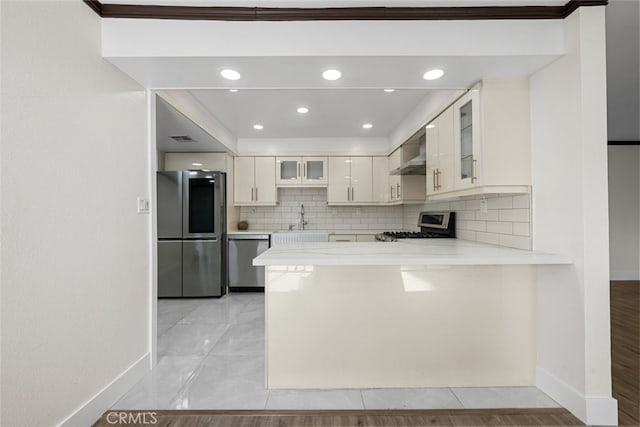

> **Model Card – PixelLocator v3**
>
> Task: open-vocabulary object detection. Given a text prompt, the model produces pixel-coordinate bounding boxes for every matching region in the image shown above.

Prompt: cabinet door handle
[390,185,394,200]
[255,187,258,201]
[436,169,441,190]
[347,187,350,201]
[351,187,354,201]
[471,158,477,184]
[303,163,306,178]
[251,187,254,201]
[432,170,437,192]
[397,183,401,198]
[298,163,301,177]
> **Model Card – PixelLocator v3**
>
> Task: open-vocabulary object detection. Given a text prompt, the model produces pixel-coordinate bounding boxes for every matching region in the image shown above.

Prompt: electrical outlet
[480,198,488,214]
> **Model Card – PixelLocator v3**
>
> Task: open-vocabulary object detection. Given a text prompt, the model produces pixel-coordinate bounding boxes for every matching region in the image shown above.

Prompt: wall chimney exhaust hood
[390,152,426,175]
[390,131,427,176]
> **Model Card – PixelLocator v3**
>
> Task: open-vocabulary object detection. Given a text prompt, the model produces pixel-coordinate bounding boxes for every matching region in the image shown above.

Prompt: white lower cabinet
[329,234,357,242]
[356,234,377,242]
[329,234,377,242]
[327,157,373,205]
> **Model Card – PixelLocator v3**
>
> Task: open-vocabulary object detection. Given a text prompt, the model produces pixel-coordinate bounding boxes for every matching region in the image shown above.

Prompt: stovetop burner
[376,231,451,241]
[376,212,456,242]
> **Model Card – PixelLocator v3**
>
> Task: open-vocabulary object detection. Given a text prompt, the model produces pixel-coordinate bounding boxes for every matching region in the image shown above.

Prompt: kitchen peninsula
[254,240,571,389]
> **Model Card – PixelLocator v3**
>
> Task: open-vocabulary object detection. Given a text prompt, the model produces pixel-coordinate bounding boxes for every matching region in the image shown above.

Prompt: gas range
[375,211,456,242]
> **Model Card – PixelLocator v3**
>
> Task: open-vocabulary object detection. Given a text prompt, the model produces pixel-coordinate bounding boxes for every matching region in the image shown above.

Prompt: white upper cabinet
[426,80,531,200]
[327,157,373,205]
[372,156,389,203]
[234,156,277,205]
[452,90,481,190]
[388,146,426,204]
[388,149,401,202]
[426,106,455,196]
[350,157,373,203]
[276,156,328,186]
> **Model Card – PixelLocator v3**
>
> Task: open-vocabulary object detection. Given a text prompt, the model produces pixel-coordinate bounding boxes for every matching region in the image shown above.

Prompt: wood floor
[92,408,584,427]
[611,281,640,427]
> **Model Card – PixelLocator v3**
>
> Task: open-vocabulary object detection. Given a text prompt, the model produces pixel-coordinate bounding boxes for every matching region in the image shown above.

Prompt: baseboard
[536,368,618,426]
[58,353,151,427]
[586,396,619,426]
[610,270,640,281]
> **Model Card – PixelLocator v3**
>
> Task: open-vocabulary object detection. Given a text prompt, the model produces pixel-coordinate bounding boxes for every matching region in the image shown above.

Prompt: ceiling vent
[170,135,195,143]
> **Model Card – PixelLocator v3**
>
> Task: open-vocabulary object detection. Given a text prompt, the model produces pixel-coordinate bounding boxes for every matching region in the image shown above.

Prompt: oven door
[182,171,222,239]
[417,212,450,230]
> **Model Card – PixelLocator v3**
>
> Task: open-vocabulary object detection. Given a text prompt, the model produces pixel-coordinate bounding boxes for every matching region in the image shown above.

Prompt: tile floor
[112,293,561,410]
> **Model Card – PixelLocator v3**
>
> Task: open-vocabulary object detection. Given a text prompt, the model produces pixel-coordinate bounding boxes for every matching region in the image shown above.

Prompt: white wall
[608,146,640,280]
[237,137,389,155]
[0,2,4,424]
[1,2,150,426]
[530,6,616,426]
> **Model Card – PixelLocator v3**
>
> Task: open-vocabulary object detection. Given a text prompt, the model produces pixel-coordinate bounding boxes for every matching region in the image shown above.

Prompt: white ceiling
[189,89,450,138]
[156,96,230,152]
[146,54,555,145]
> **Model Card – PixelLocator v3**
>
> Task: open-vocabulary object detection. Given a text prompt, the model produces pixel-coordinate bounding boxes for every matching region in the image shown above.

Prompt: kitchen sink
[270,231,329,245]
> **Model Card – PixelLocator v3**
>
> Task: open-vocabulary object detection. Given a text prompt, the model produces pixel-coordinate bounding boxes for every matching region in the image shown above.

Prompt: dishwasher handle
[228,234,270,241]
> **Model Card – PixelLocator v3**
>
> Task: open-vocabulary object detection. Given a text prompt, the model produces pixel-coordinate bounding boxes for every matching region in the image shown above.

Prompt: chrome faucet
[299,203,308,231]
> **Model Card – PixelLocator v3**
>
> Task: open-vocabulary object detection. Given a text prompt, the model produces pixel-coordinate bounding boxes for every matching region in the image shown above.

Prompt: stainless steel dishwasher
[228,234,270,291]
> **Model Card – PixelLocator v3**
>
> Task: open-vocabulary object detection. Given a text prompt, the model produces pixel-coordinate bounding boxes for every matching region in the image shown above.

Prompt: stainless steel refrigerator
[157,171,227,297]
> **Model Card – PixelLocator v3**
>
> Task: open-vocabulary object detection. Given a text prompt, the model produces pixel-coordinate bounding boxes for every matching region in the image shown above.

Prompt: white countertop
[228,231,273,235]
[253,239,572,266]
[228,230,383,235]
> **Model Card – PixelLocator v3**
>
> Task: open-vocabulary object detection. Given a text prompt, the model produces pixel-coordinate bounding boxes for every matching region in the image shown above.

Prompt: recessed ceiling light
[253,124,264,130]
[362,123,373,129]
[322,69,342,81]
[426,124,435,129]
[384,89,395,93]
[229,89,239,93]
[297,107,309,114]
[423,69,445,81]
[220,68,241,80]
[191,162,203,166]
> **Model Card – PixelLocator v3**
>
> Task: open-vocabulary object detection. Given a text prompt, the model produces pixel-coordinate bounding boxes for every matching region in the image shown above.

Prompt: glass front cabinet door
[276,157,301,185]
[452,89,480,190]
[276,156,327,186]
[301,157,328,185]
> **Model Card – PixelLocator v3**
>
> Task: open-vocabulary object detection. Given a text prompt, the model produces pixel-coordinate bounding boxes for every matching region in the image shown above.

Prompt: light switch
[137,197,150,214]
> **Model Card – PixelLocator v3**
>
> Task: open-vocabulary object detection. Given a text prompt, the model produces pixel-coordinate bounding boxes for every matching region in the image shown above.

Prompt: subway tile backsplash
[403,194,532,250]
[239,188,403,232]
[239,188,532,250]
